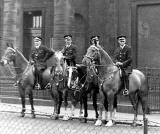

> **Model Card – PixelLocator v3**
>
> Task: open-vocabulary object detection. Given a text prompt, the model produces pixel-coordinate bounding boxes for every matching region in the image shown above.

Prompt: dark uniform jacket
[62,44,76,66]
[114,45,132,73]
[30,45,54,70]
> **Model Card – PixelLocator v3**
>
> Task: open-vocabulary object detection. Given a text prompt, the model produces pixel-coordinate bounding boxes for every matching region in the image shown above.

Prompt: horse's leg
[70,91,77,118]
[113,94,117,121]
[62,88,70,120]
[49,87,59,120]
[129,92,138,126]
[95,87,104,126]
[79,97,84,117]
[57,91,62,115]
[28,89,35,118]
[105,93,115,127]
[103,94,108,123]
[139,91,148,125]
[80,90,88,123]
[19,88,26,117]
[92,88,99,119]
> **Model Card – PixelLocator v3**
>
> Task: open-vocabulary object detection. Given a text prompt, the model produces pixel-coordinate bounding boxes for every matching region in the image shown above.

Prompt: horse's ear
[10,43,14,48]
[6,42,10,47]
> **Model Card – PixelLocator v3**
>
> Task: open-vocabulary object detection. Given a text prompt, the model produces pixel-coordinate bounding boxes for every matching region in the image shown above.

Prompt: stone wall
[1,0,23,54]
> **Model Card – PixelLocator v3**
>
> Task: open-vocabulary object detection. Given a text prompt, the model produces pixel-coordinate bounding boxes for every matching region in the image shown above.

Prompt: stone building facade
[0,0,160,67]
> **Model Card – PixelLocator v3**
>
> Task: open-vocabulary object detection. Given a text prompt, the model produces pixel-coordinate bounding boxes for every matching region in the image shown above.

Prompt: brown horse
[48,51,68,119]
[0,45,68,119]
[82,44,148,126]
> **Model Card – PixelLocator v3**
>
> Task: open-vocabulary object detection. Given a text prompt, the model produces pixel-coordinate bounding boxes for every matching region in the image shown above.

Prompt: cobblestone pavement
[0,103,159,134]
[0,112,145,134]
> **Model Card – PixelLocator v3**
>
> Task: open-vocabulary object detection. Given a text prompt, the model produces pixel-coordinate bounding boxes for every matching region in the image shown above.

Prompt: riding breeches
[34,66,46,84]
[65,59,76,66]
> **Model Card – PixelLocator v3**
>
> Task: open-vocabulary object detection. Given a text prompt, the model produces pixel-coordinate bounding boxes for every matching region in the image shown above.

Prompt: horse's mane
[96,44,114,65]
[16,49,29,64]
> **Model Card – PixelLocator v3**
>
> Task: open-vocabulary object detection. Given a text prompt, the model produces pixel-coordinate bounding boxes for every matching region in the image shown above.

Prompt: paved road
[0,112,145,134]
[0,103,159,134]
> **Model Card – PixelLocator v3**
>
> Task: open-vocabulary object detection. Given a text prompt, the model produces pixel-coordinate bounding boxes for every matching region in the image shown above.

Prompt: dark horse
[0,45,68,119]
[48,51,68,119]
[82,44,148,126]
[64,64,99,122]
[65,63,119,123]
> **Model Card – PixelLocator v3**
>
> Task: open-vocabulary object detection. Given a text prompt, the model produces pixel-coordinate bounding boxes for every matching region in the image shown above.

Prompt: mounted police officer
[30,36,54,90]
[90,35,100,46]
[114,35,132,95]
[90,35,101,65]
[61,34,77,66]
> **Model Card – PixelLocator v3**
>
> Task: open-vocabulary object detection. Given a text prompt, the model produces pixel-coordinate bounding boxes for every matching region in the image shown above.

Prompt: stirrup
[35,83,41,90]
[13,81,19,87]
[45,83,51,89]
[13,82,18,87]
[123,88,129,96]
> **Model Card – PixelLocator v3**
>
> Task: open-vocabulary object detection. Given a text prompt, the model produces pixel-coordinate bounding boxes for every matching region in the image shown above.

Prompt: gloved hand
[30,60,35,65]
[115,62,123,66]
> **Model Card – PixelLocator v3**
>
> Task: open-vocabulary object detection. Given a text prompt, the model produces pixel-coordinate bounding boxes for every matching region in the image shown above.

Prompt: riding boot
[35,68,41,90]
[123,74,129,96]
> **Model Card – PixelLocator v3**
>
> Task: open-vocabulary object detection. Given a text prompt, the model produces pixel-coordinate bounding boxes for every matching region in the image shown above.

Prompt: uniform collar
[120,44,126,49]
[66,44,71,48]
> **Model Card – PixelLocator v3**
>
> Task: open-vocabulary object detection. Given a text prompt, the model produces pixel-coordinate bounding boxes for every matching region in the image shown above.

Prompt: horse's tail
[143,75,150,114]
[138,71,150,114]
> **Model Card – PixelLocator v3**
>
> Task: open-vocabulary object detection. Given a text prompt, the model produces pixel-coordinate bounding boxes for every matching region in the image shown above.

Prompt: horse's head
[66,66,79,88]
[1,47,16,65]
[82,45,100,81]
[52,51,66,85]
[82,45,100,66]
[54,51,65,75]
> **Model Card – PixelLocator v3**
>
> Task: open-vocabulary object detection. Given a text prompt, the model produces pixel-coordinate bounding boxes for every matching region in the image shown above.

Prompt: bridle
[1,47,16,64]
[84,45,100,74]
[66,66,88,94]
[1,47,28,78]
[84,46,119,83]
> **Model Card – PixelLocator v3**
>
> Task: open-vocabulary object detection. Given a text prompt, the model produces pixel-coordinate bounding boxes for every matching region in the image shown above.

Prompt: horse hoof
[103,120,108,124]
[32,114,36,118]
[95,119,102,126]
[131,122,137,127]
[62,115,70,121]
[51,114,59,120]
[105,120,114,127]
[21,113,25,117]
[80,118,87,123]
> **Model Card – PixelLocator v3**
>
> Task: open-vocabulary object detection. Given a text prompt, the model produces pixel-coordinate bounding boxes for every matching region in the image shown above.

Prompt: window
[33,15,42,28]
[24,11,42,29]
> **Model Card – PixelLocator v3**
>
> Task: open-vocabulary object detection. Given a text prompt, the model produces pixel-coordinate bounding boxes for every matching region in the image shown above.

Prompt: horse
[48,51,68,119]
[82,44,148,126]
[65,63,117,123]
[0,44,68,119]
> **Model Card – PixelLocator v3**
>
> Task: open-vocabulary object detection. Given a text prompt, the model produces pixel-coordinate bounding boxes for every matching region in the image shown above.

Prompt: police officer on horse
[30,36,54,90]
[114,35,132,95]
[90,35,101,65]
[90,35,100,46]
[61,34,77,66]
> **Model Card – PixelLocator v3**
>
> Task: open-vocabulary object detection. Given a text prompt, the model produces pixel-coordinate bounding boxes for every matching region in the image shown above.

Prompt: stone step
[0,91,19,97]
[0,87,18,92]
